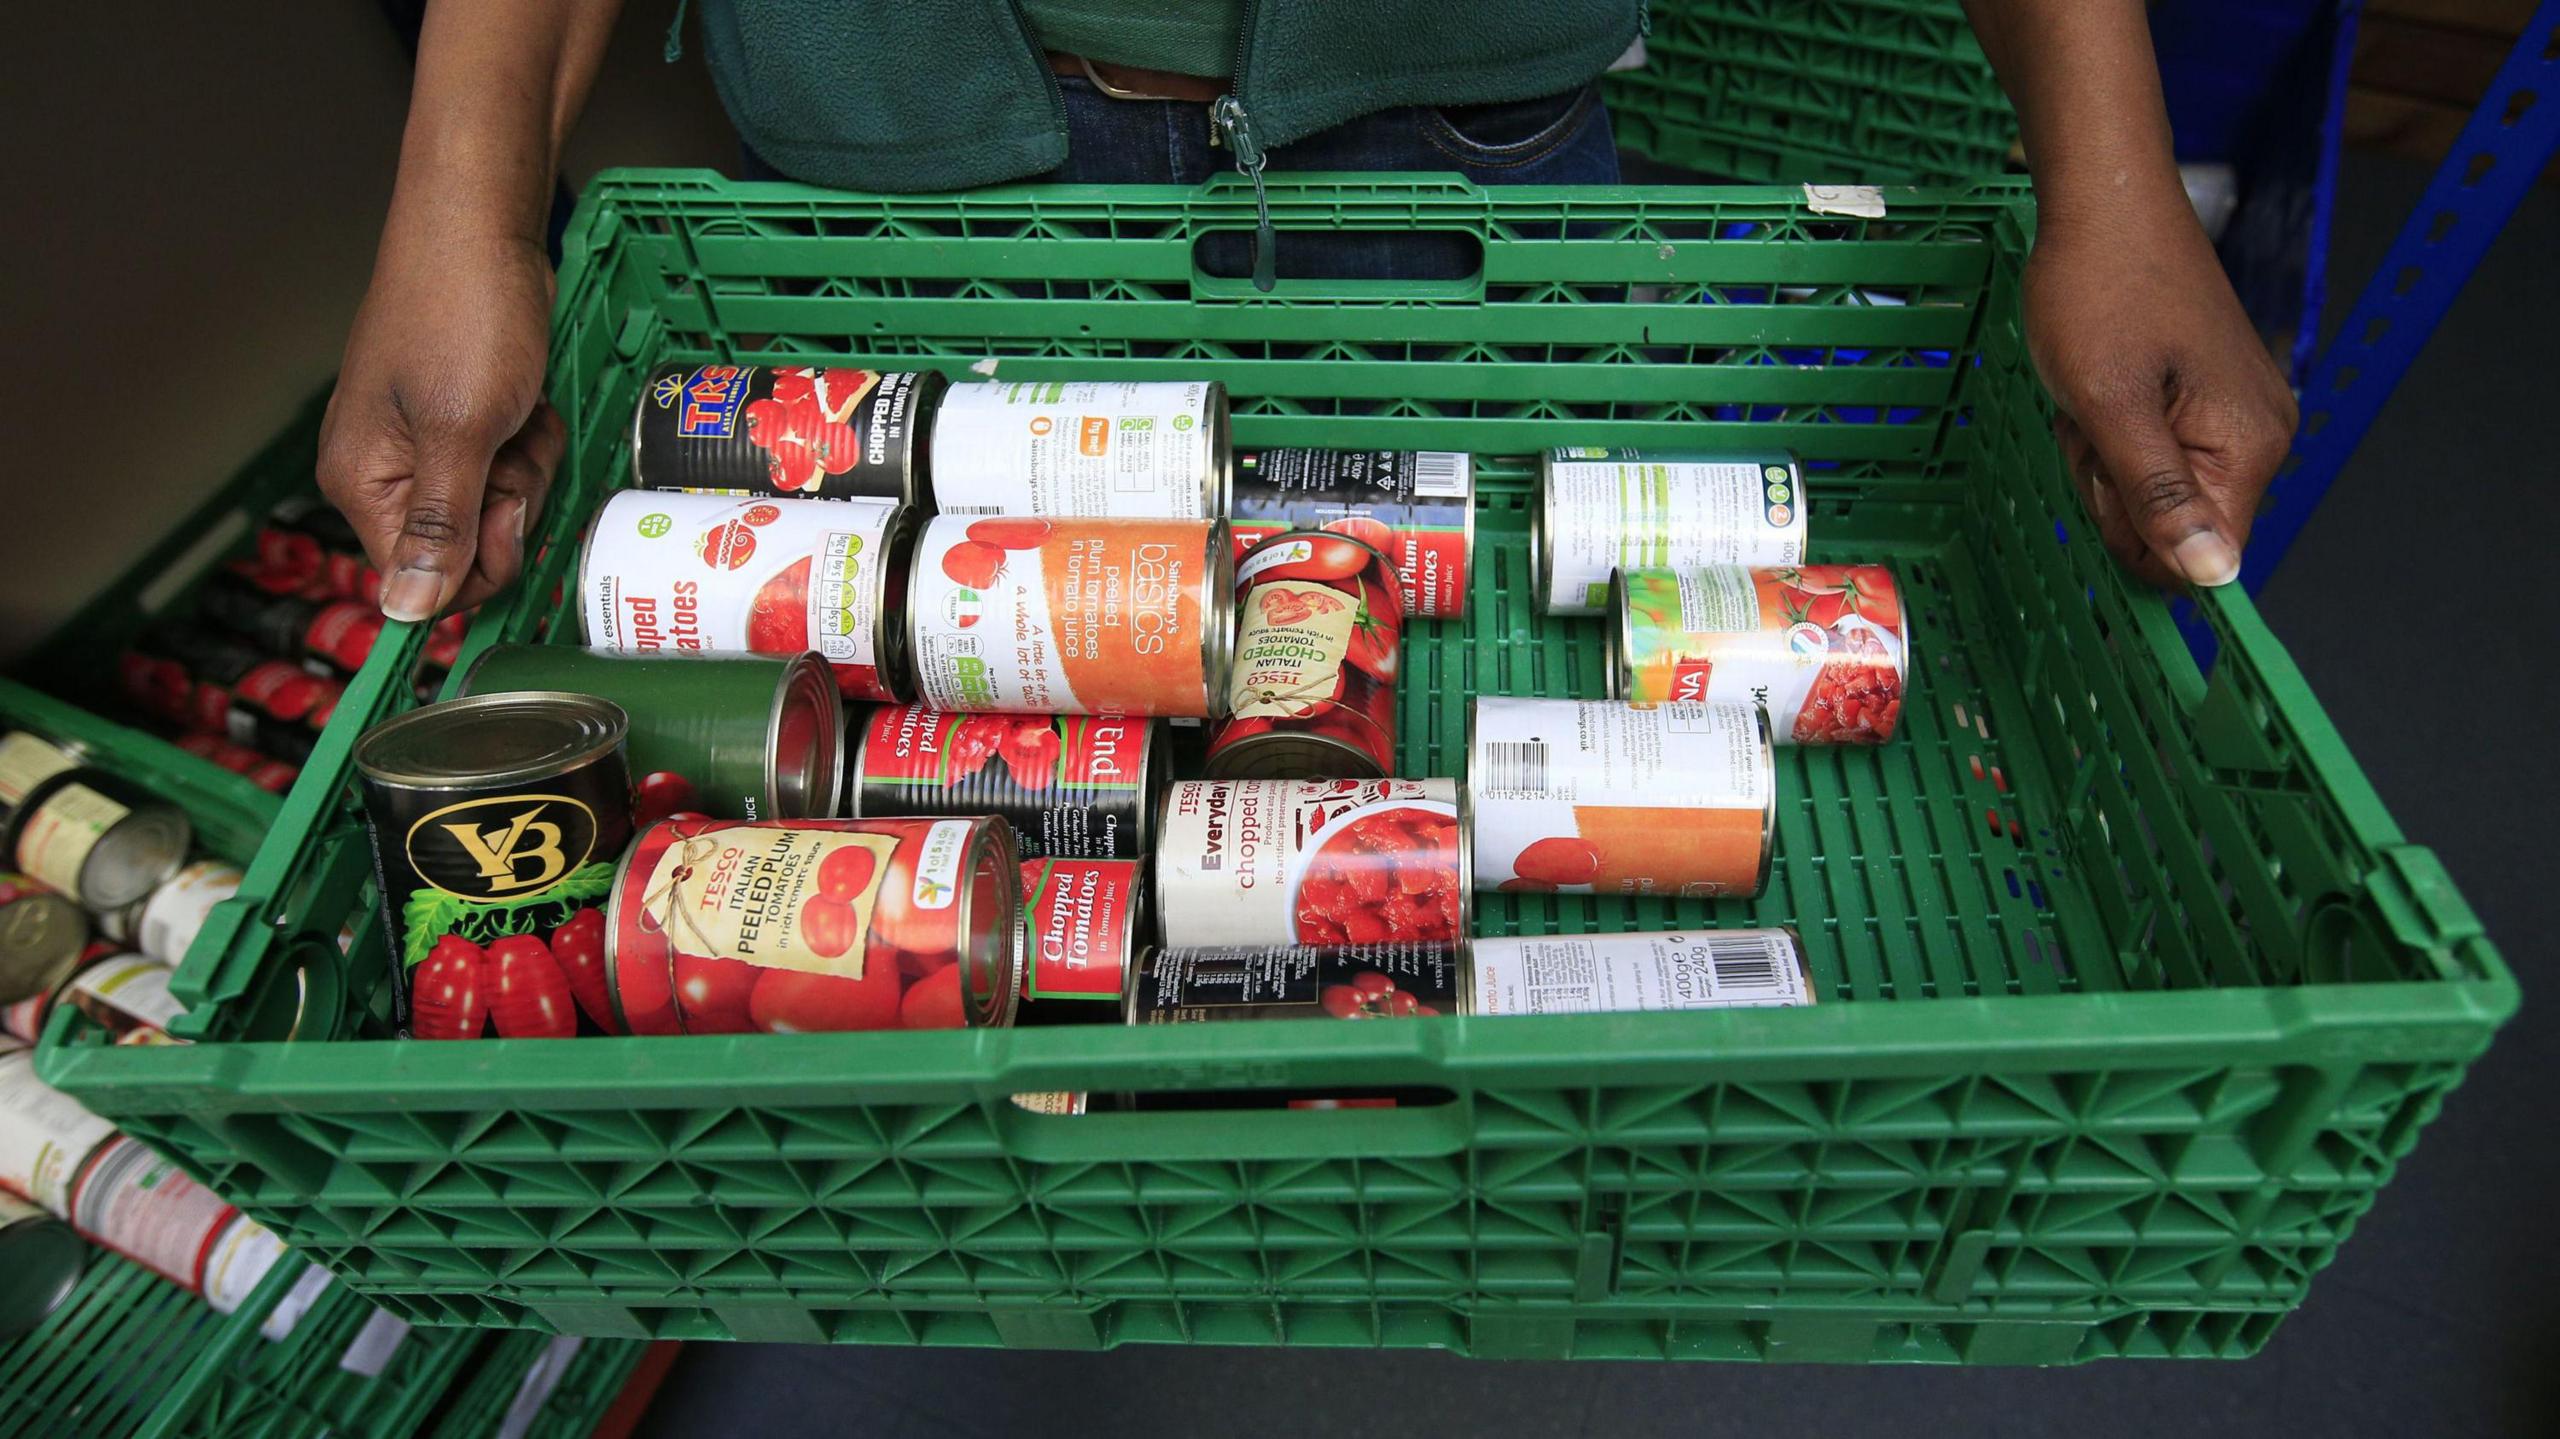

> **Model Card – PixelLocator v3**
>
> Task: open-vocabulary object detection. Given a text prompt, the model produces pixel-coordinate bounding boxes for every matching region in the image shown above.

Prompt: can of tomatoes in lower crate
[1533,449,1808,615]
[54,955,185,1044]
[1467,698,1774,898]
[0,871,89,1008]
[927,380,1230,519]
[1610,565,1909,744]
[1470,929,1815,1014]
[605,816,1020,1035]
[460,646,844,822]
[630,362,945,502]
[68,1134,237,1291]
[1154,779,1468,948]
[196,577,386,675]
[1228,449,1474,619]
[353,693,633,1040]
[198,1216,293,1323]
[847,705,1162,859]
[580,490,917,703]
[1127,943,1465,1022]
[0,1187,83,1340]
[173,733,299,793]
[1205,531,1404,780]
[0,735,191,913]
[1015,858,1143,1022]
[906,515,1234,716]
[125,859,243,968]
[0,1037,116,1215]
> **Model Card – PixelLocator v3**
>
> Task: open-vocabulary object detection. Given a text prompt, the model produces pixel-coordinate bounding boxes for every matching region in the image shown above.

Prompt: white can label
[1468,699,1768,897]
[200,1215,300,1320]
[65,956,186,1041]
[338,1309,414,1377]
[17,785,130,900]
[138,860,243,968]
[0,1043,115,1215]
[1470,930,1814,1014]
[0,732,76,809]
[1154,779,1464,947]
[1540,450,1806,614]
[70,1134,235,1290]
[930,381,1216,517]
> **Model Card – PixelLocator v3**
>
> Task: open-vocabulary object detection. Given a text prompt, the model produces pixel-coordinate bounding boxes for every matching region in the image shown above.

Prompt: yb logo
[409,795,596,899]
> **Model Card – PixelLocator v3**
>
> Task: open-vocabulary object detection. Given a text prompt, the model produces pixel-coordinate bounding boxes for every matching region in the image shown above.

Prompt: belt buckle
[1077,54,1183,103]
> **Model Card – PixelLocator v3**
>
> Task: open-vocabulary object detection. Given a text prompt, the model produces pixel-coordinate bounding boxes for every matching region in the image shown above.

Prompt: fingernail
[2172,531,2241,588]
[381,566,443,622]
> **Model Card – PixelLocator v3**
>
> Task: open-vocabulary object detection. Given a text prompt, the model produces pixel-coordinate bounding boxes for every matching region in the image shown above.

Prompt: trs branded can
[630,363,945,502]
[0,869,89,1008]
[848,704,1162,859]
[1154,779,1468,948]
[1611,565,1909,745]
[580,490,917,703]
[1533,449,1808,615]
[353,693,633,1040]
[1228,449,1474,619]
[1127,943,1464,1023]
[68,1134,238,1292]
[1467,698,1774,899]
[461,646,844,823]
[927,380,1231,519]
[1015,858,1143,1021]
[1205,531,1403,780]
[1470,929,1815,1014]
[0,1187,83,1341]
[0,734,190,913]
[605,816,1020,1036]
[0,1037,116,1215]
[907,515,1234,717]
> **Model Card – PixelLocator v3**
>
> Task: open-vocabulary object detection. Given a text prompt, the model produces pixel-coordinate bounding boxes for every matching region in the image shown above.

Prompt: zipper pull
[1211,96,1277,293]
[663,0,692,62]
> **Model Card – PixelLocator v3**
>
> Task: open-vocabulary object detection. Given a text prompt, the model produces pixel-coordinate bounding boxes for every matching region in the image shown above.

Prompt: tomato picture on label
[1252,535,1370,583]
[966,517,1053,550]
[818,844,878,900]
[1614,565,1906,744]
[744,556,812,652]
[799,895,860,958]
[548,907,617,1033]
[1294,807,1463,945]
[485,935,577,1039]
[699,520,759,570]
[749,964,902,1033]
[673,951,761,1033]
[938,540,1006,589]
[410,935,487,1040]
[899,962,967,1029]
[1317,967,1438,1018]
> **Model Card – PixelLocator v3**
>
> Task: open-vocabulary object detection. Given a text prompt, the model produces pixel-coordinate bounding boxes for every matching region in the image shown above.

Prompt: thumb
[378,422,500,622]
[2080,383,2243,588]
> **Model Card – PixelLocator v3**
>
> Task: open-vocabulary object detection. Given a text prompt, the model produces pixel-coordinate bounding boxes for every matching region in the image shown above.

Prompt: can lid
[0,889,91,1007]
[1202,731,1383,782]
[355,692,628,790]
[771,654,844,820]
[74,799,190,914]
[957,822,1023,1029]
[0,1204,85,1341]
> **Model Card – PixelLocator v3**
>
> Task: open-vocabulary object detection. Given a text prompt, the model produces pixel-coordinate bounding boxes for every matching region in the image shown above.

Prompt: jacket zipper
[1003,0,1070,137]
[1209,0,1276,291]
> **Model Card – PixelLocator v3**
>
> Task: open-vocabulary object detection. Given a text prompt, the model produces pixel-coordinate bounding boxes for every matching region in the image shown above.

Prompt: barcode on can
[1477,739,1549,793]
[939,504,1002,516]
[1411,452,1469,498]
[1701,933,1786,991]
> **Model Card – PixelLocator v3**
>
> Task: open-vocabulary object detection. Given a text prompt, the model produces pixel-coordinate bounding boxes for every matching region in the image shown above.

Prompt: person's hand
[318,224,562,622]
[2023,204,2296,589]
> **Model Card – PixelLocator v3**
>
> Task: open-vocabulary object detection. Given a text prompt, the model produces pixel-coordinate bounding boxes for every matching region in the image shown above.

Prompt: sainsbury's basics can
[1533,449,1808,615]
[927,380,1230,519]
[1154,779,1468,948]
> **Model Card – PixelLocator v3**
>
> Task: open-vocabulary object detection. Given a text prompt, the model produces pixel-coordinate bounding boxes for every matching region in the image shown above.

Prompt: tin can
[605,816,1020,1035]
[580,490,916,702]
[68,1134,237,1291]
[1015,858,1143,1020]
[1470,929,1815,1014]
[353,693,633,1039]
[2,941,116,1044]
[460,646,844,822]
[1467,697,1773,898]
[847,705,1162,859]
[0,1187,83,1340]
[630,363,945,503]
[1127,943,1465,1023]
[0,1037,116,1215]
[0,871,89,1008]
[59,956,186,1044]
[1610,565,1909,744]
[1228,449,1474,619]
[906,516,1234,717]
[197,576,385,674]
[0,755,190,914]
[200,1216,296,1323]
[173,733,298,793]
[1532,449,1809,615]
[129,860,244,969]
[1206,531,1403,779]
[1154,779,1468,948]
[927,380,1230,519]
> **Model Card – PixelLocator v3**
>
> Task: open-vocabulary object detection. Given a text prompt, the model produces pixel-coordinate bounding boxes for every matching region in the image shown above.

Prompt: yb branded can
[1611,565,1909,744]
[581,490,917,703]
[1128,943,1464,1023]
[130,860,244,968]
[0,1037,116,1215]
[1207,531,1403,779]
[928,380,1230,519]
[848,704,1161,859]
[461,646,844,822]
[0,870,89,1007]
[907,516,1233,717]
[1471,929,1815,1014]
[0,760,190,914]
[630,363,944,502]
[0,1188,83,1340]
[354,693,633,1039]
[1016,858,1143,1020]
[58,956,186,1044]
[1155,779,1468,948]
[1468,698,1773,898]
[68,1134,237,1292]
[1533,449,1808,615]
[606,816,1020,1036]
[1228,449,1474,619]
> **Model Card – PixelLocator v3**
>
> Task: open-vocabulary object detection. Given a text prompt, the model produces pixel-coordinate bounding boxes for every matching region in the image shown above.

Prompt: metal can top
[355,692,629,792]
[772,652,846,820]
[0,1194,84,1341]
[0,887,90,1008]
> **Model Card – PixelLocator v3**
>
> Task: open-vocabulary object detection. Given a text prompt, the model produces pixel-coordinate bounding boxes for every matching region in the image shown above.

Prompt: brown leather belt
[1047,51,1226,104]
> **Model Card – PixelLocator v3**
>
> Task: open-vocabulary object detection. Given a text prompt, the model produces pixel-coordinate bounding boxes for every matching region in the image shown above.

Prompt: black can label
[853,704,1154,859]
[1228,450,1472,618]
[1130,943,1461,1023]
[632,364,938,500]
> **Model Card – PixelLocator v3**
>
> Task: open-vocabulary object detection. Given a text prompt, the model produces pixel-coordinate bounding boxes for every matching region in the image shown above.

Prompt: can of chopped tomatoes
[1611,565,1909,745]
[1228,450,1473,619]
[1470,929,1815,1014]
[927,380,1230,519]
[0,870,89,1010]
[1015,857,1143,1022]
[1467,698,1773,899]
[1127,943,1465,1023]
[196,576,386,675]
[630,363,945,503]
[1153,779,1468,948]
[580,490,917,703]
[173,734,298,793]
[847,705,1161,859]
[0,733,191,913]
[68,1134,237,1290]
[906,516,1233,717]
[120,624,341,740]
[353,693,633,1040]
[0,1188,82,1340]
[1533,449,1808,616]
[1206,531,1403,780]
[605,816,1019,1035]
[461,646,844,822]
[0,1036,115,1215]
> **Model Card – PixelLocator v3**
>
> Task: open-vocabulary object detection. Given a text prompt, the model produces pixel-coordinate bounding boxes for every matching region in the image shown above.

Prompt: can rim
[1532,450,1558,615]
[0,889,90,1010]
[1202,381,1235,521]
[1119,944,1151,1025]
[874,502,923,703]
[1604,568,1634,700]
[572,503,609,646]
[841,703,879,818]
[771,652,847,820]
[1451,452,1479,621]
[354,690,629,790]
[1200,521,1238,716]
[1751,704,1778,900]
[600,821,657,1036]
[1148,786,1181,947]
[1201,729,1385,782]
[959,820,1024,1029]
[1130,720,1164,852]
[0,1204,85,1338]
[903,370,949,511]
[627,365,661,487]
[70,789,189,914]
[1451,780,1476,947]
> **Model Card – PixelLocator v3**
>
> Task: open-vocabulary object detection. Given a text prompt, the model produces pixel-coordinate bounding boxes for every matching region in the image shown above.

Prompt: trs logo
[409,796,598,899]
[654,365,749,439]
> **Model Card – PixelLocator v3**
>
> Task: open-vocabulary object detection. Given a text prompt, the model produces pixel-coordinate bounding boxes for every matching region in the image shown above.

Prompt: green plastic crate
[1609,0,2018,182]
[421,1333,646,1439]
[41,172,2511,1364]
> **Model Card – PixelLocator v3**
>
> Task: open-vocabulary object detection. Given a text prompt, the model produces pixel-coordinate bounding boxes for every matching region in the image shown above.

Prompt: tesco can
[630,363,944,503]
[68,1134,238,1291]
[0,1037,116,1215]
[1154,779,1468,948]
[1015,858,1144,1020]
[906,516,1234,717]
[1533,449,1808,615]
[580,490,918,703]
[1470,929,1816,1014]
[848,704,1163,859]
[1205,531,1403,780]
[1466,698,1774,899]
[927,380,1230,519]
[1228,449,1474,619]
[1611,565,1909,744]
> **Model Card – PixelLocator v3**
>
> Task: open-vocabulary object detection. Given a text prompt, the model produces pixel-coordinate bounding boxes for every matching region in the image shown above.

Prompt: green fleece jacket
[691,0,1642,192]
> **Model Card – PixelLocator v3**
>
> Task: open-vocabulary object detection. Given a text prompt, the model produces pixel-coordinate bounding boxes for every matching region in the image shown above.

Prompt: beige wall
[0,1,735,660]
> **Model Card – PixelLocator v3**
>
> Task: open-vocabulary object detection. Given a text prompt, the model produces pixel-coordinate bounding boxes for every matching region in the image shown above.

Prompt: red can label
[854,706,1154,858]
[634,364,937,500]
[1228,450,1472,618]
[1618,565,1907,744]
[1020,858,1139,1003]
[1206,533,1402,778]
[70,1134,236,1291]
[1155,779,1465,948]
